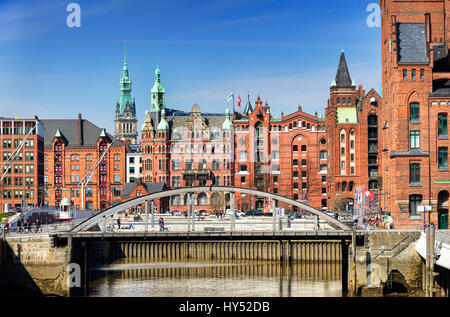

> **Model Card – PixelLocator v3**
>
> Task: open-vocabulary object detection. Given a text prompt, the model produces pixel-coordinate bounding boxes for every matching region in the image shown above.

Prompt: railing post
[187,193,191,233]
[231,192,235,232]
[151,200,154,230]
[145,200,148,233]
[191,192,195,231]
[272,200,276,232]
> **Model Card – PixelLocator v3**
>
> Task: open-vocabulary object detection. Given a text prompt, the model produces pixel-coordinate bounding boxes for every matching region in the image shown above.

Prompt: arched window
[197,192,208,206]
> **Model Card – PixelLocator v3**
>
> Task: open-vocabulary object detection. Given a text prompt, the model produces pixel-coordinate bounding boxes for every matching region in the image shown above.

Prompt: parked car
[235,211,245,217]
[245,210,264,216]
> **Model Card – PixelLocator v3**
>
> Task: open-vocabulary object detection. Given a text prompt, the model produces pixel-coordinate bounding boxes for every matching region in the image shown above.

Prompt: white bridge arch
[70,186,350,232]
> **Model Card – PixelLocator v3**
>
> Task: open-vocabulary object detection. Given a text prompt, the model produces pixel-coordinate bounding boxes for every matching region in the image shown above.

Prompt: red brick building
[141,69,234,214]
[0,117,45,212]
[233,96,328,212]
[42,114,128,210]
[380,0,449,229]
[325,51,382,215]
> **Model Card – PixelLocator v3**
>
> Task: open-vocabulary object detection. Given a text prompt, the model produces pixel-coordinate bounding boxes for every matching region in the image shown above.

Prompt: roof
[335,51,353,87]
[397,23,429,64]
[41,118,125,148]
[431,79,450,96]
[337,107,358,124]
[122,182,166,197]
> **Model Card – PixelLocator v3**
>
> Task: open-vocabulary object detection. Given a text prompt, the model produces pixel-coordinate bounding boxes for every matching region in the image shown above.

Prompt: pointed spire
[157,108,169,130]
[124,40,128,67]
[335,50,352,87]
[55,129,62,138]
[119,42,133,116]
[243,93,253,114]
[222,108,233,130]
[100,128,107,138]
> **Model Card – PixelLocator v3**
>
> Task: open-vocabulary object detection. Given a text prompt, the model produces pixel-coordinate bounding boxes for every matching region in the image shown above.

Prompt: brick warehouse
[42,114,128,210]
[380,0,449,229]
[0,117,45,212]
[139,55,384,216]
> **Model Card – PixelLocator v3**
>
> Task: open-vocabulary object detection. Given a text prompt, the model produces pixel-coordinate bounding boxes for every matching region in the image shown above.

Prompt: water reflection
[89,259,343,297]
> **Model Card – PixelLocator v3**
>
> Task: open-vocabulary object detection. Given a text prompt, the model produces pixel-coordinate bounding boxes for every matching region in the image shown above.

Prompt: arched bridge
[70,186,351,232]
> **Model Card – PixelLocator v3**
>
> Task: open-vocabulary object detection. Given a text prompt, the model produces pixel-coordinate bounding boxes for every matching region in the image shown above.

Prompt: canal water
[89,258,343,297]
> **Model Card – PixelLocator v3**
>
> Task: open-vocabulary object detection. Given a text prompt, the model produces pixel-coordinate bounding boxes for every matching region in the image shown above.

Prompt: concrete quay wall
[0,235,70,297]
[349,230,423,296]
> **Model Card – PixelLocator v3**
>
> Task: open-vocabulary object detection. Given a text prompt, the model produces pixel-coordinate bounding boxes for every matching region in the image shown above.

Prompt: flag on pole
[227,92,234,103]
[238,95,241,107]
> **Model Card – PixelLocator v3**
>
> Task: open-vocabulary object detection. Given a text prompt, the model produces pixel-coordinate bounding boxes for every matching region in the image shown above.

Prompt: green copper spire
[151,66,165,113]
[222,108,233,130]
[119,41,135,116]
[157,108,169,130]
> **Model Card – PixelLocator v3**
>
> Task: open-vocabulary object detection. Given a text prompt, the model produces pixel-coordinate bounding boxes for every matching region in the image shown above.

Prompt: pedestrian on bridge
[159,217,165,232]
[117,217,121,229]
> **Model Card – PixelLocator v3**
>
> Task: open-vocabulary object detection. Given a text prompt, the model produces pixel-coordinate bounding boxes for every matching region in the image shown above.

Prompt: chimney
[78,113,83,146]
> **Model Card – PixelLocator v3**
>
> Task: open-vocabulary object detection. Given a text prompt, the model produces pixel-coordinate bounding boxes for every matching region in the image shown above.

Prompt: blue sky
[0,0,381,135]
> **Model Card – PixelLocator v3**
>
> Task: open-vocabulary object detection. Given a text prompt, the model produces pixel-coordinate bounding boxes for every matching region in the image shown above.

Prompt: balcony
[182,169,211,175]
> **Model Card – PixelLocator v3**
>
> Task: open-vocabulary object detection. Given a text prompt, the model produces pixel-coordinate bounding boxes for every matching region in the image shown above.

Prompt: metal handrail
[373,234,412,260]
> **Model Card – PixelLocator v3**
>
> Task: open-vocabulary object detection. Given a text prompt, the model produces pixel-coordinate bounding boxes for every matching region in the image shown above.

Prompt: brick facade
[42,115,128,211]
[0,117,44,212]
[380,0,450,229]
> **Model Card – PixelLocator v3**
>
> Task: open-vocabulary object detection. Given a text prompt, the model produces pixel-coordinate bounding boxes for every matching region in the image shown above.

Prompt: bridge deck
[57,230,361,241]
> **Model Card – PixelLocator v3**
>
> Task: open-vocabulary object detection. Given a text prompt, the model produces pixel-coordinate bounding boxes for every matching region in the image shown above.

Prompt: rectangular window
[172,159,180,170]
[320,151,327,160]
[438,114,448,138]
[409,195,422,216]
[241,176,246,184]
[410,103,420,121]
[238,151,247,161]
[412,69,416,81]
[410,131,420,149]
[438,147,448,169]
[271,151,279,160]
[403,69,407,81]
[420,69,424,81]
[410,163,421,183]
[114,174,120,183]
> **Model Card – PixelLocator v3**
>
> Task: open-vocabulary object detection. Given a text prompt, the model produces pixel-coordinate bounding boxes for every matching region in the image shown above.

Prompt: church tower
[114,42,138,144]
[150,66,165,129]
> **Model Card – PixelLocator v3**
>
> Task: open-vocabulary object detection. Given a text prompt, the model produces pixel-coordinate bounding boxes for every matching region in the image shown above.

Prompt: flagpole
[233,94,235,114]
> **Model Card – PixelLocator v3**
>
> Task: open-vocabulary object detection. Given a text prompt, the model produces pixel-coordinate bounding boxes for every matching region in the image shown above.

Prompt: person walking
[35,219,40,233]
[117,217,121,229]
[159,217,164,232]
